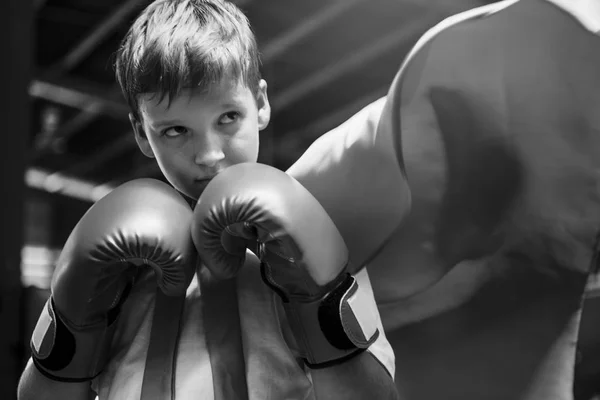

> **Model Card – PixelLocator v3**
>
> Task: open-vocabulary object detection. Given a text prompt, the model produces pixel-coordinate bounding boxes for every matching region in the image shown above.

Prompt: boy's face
[131,79,270,200]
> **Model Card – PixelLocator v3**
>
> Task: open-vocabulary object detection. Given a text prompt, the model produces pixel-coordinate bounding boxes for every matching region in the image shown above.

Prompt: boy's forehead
[138,80,252,117]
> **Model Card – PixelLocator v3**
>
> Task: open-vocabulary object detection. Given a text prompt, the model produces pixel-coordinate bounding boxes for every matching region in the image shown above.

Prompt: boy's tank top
[91,253,394,399]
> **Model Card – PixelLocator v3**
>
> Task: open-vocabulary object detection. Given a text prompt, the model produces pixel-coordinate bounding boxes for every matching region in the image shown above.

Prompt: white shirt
[545,0,600,33]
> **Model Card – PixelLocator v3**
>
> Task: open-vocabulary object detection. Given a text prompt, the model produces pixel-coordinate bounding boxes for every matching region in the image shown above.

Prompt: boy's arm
[17,358,96,400]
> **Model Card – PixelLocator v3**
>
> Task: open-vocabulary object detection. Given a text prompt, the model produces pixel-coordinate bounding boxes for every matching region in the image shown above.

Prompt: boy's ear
[256,79,271,131]
[129,113,155,159]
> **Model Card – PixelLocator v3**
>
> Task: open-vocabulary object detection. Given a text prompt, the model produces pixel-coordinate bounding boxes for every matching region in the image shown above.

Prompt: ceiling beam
[261,0,363,62]
[268,0,464,111]
[26,167,115,203]
[270,17,427,111]
[52,0,144,73]
[29,79,129,119]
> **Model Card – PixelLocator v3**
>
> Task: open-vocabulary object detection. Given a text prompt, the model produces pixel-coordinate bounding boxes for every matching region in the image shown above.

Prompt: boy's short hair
[115,0,261,121]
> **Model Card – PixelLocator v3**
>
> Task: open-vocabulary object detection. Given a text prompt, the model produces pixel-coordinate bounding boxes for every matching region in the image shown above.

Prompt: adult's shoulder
[287,96,408,269]
[396,0,520,97]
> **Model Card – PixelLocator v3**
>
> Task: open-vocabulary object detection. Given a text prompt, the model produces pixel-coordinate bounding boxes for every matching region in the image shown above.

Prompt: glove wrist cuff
[30,298,117,382]
[283,273,380,368]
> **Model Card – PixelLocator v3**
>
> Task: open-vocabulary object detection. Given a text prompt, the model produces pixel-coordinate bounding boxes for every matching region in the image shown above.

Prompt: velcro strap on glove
[282,273,380,368]
[30,298,117,382]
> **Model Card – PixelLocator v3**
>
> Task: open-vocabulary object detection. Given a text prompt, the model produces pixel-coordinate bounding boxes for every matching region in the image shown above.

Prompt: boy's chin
[164,183,200,204]
[162,175,213,204]
[178,180,212,203]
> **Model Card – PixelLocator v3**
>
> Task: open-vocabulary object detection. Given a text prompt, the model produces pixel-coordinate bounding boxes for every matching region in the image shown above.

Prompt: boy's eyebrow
[150,119,184,129]
[220,101,245,109]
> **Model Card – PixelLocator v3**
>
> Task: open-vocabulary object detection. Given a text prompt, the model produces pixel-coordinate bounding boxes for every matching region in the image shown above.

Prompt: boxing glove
[30,179,197,382]
[192,163,380,367]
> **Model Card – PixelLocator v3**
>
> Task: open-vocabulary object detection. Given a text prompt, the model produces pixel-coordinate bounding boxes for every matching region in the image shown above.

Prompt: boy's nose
[194,148,225,167]
[193,133,225,167]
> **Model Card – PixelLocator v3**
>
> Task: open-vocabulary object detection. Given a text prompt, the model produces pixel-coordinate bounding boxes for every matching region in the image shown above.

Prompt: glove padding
[192,163,380,367]
[30,178,197,381]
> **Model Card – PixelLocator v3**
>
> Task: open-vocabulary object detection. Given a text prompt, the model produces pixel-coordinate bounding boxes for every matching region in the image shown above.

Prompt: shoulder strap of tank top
[140,289,186,400]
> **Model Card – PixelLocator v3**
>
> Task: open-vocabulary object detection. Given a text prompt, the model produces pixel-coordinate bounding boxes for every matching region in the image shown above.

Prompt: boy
[18,0,397,399]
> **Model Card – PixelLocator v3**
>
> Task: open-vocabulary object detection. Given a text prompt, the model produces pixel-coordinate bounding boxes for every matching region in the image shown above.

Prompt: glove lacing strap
[140,288,186,400]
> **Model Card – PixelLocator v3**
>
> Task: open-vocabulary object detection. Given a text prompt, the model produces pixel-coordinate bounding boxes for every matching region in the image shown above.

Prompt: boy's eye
[219,111,240,125]
[163,126,188,137]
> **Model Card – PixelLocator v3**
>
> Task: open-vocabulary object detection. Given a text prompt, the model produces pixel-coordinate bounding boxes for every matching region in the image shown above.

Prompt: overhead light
[25,168,116,203]
[21,244,60,289]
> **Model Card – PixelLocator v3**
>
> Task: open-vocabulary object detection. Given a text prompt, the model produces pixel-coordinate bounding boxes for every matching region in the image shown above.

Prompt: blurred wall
[0,0,32,397]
